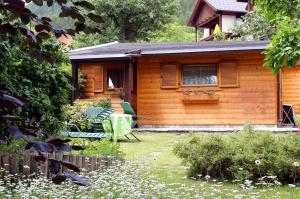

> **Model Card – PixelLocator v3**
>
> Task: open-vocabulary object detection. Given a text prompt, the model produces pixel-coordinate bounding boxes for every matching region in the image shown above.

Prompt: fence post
[23,152,30,176]
[62,154,70,172]
[10,154,19,174]
[2,155,10,175]
[29,154,38,177]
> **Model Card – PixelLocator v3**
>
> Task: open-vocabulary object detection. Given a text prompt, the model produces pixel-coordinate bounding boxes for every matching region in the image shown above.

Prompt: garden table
[102,113,132,141]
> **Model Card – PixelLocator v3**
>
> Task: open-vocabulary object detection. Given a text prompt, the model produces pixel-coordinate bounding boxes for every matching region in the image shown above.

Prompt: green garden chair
[120,102,142,141]
[85,107,114,132]
[62,124,109,140]
[62,108,115,140]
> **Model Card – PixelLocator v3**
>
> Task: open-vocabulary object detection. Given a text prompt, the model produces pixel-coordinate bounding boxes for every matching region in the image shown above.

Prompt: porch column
[124,62,132,103]
[71,61,79,102]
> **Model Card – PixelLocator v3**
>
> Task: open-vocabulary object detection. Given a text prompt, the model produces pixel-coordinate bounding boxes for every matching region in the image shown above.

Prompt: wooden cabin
[68,41,300,127]
[188,0,251,41]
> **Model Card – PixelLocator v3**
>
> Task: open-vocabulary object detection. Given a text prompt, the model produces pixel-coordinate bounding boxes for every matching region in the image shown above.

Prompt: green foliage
[148,23,195,42]
[73,0,179,47]
[253,0,300,73]
[73,138,123,157]
[213,32,227,41]
[174,129,300,184]
[64,98,112,131]
[232,10,276,41]
[0,35,72,135]
[96,98,112,108]
[177,0,196,25]
[94,0,178,42]
[26,3,75,29]
[296,115,300,126]
[264,18,300,73]
[254,0,299,19]
[65,104,90,131]
[0,138,27,155]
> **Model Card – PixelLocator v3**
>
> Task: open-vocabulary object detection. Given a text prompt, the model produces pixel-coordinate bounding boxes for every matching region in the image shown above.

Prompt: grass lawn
[120,132,300,198]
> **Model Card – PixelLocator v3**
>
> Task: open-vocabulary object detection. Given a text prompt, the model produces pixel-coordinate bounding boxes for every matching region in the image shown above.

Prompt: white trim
[69,41,119,53]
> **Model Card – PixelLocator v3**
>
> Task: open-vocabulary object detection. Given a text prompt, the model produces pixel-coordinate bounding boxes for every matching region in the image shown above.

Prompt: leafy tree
[26,2,75,29]
[232,9,276,41]
[254,0,300,73]
[148,23,195,42]
[177,0,196,25]
[0,0,102,61]
[79,0,179,43]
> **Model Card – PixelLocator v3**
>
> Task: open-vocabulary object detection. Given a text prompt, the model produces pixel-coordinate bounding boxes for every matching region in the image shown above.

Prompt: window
[182,64,217,86]
[107,67,124,90]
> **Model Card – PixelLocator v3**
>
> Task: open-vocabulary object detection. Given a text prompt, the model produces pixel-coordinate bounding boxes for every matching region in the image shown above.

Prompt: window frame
[181,63,219,87]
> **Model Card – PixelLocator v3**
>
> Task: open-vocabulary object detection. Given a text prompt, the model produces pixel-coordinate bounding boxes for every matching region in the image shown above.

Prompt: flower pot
[182,94,219,104]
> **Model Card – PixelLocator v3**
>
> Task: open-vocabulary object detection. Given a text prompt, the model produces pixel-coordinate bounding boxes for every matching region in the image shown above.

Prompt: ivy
[0,35,72,135]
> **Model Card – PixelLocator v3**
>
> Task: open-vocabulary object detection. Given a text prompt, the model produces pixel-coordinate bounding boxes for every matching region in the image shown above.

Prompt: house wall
[221,15,236,32]
[137,52,278,125]
[203,28,210,38]
[282,66,300,115]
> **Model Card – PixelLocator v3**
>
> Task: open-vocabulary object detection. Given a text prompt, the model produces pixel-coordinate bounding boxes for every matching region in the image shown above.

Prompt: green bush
[64,98,112,131]
[96,98,112,108]
[64,104,90,131]
[174,130,300,184]
[0,35,72,136]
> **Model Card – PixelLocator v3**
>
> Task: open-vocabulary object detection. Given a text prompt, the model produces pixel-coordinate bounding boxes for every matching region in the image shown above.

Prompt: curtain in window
[183,65,217,85]
[108,69,124,88]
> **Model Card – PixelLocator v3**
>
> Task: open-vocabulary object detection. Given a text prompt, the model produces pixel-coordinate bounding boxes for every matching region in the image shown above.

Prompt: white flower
[205,175,211,180]
[274,180,282,186]
[288,184,296,188]
[292,162,300,167]
[255,160,261,166]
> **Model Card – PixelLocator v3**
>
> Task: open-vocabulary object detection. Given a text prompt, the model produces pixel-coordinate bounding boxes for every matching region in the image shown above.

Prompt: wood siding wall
[282,66,300,115]
[137,52,278,125]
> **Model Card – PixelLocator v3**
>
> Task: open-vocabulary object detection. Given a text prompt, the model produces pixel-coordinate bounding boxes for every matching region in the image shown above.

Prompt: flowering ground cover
[0,133,299,198]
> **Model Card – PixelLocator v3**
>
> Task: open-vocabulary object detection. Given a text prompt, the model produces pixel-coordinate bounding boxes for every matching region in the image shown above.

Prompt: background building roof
[205,0,248,13]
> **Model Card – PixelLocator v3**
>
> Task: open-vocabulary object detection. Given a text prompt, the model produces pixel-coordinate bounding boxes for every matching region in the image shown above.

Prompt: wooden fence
[0,152,122,178]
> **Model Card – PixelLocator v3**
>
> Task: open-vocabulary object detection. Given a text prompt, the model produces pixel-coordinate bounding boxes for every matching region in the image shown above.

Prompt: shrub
[0,35,72,136]
[174,130,300,184]
[64,98,112,131]
[96,98,112,108]
[64,104,91,131]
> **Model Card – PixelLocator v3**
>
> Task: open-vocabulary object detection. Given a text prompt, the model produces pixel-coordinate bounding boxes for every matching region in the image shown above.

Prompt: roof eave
[69,55,133,63]
[141,46,266,56]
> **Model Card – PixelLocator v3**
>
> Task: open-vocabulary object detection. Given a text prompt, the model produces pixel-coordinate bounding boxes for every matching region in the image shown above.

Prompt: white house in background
[188,0,252,41]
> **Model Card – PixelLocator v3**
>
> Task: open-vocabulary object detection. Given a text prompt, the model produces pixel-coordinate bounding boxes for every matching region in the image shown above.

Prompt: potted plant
[182,89,219,104]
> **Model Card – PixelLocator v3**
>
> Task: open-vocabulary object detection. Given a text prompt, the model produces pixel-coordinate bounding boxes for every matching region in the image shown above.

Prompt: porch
[71,59,138,113]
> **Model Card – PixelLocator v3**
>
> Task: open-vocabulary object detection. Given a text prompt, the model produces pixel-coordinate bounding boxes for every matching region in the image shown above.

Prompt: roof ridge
[69,41,119,53]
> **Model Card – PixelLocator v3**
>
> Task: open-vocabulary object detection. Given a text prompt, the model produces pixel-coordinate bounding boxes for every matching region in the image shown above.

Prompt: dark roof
[68,40,269,61]
[205,0,248,13]
[188,0,248,27]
